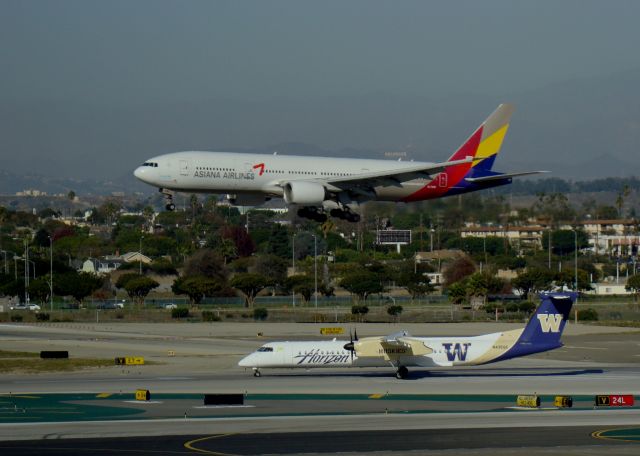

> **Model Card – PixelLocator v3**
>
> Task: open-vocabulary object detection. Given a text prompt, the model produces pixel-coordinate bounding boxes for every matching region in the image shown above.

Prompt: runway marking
[96,393,112,398]
[592,427,640,443]
[564,346,607,350]
[184,434,237,455]
[369,394,384,399]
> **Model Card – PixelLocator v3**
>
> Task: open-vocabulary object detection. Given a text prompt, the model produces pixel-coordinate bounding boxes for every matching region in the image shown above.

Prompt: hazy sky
[1,1,639,179]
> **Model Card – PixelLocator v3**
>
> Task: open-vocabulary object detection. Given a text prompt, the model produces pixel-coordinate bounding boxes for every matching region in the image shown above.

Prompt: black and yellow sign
[595,395,635,407]
[596,395,610,406]
[135,389,150,401]
[320,327,344,335]
[554,396,573,408]
[115,357,145,366]
[516,395,540,408]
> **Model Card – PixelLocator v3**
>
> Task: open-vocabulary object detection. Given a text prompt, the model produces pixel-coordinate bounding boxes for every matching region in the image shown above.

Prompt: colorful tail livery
[239,293,577,379]
[490,292,577,363]
[403,104,541,202]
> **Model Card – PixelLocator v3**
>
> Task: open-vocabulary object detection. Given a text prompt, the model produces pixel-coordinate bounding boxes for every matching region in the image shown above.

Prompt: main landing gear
[160,188,175,211]
[297,207,328,223]
[395,366,409,380]
[297,206,361,223]
[253,368,261,377]
[329,208,361,223]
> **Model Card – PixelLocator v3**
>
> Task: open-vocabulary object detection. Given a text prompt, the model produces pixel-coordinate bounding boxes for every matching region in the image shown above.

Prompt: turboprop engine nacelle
[283,181,326,205]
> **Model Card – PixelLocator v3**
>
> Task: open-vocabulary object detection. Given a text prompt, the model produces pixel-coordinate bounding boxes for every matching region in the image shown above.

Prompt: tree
[28,278,51,304]
[221,226,255,258]
[183,249,228,282]
[253,254,288,288]
[123,276,159,306]
[230,273,271,308]
[115,273,142,290]
[447,281,467,304]
[512,268,554,298]
[442,256,476,286]
[172,276,224,305]
[67,190,76,201]
[340,271,384,301]
[396,271,434,299]
[626,274,640,301]
[54,271,103,305]
[285,275,315,302]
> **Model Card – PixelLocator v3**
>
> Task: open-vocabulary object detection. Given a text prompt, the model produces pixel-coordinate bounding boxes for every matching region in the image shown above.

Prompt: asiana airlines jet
[134,104,543,222]
[239,293,576,379]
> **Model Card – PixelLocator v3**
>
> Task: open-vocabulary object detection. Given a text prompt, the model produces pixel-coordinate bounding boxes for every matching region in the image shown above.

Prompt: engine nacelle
[283,181,326,205]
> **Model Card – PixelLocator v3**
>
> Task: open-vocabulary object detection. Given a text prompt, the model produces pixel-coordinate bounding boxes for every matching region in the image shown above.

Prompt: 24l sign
[595,395,635,407]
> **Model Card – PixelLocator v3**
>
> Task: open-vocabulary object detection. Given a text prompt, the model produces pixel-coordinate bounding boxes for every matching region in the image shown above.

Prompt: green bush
[202,310,221,322]
[505,302,519,313]
[387,305,403,317]
[10,314,23,322]
[253,308,268,321]
[35,312,50,321]
[578,308,599,321]
[171,307,190,319]
[351,305,369,316]
[518,301,536,314]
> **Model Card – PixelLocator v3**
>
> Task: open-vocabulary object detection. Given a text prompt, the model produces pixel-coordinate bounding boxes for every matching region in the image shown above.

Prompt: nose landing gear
[395,366,409,379]
[160,188,176,211]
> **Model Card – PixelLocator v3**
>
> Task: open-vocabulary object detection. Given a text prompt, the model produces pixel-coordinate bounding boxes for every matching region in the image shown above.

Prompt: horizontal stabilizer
[465,170,548,183]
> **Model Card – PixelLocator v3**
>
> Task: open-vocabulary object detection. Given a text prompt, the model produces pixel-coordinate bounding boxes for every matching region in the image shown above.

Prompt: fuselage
[133,151,500,203]
[238,329,530,370]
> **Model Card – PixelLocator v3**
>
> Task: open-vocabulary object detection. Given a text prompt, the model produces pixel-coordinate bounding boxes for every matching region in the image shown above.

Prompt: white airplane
[134,104,543,222]
[238,293,576,379]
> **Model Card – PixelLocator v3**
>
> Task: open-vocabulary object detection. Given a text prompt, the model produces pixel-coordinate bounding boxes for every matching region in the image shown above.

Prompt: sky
[1,0,639,179]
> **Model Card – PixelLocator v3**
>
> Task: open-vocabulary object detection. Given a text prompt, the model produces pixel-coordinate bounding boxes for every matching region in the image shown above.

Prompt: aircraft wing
[320,156,475,192]
[464,170,548,183]
[380,334,433,357]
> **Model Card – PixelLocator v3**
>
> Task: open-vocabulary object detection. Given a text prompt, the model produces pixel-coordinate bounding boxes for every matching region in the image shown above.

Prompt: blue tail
[495,292,577,361]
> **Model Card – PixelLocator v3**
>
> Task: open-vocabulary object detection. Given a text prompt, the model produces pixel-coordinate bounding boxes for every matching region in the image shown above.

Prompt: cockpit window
[257,346,274,352]
[142,162,158,167]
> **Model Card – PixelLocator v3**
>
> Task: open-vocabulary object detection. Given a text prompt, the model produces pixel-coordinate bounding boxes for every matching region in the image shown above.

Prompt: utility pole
[313,234,318,309]
[292,232,296,307]
[49,236,53,312]
[139,236,144,275]
[574,229,579,325]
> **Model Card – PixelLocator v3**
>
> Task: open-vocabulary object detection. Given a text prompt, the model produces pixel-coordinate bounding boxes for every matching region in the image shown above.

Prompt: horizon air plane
[134,103,543,222]
[239,293,576,379]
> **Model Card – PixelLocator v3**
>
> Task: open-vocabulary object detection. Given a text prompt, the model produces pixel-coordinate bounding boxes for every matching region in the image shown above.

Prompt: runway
[1,321,639,454]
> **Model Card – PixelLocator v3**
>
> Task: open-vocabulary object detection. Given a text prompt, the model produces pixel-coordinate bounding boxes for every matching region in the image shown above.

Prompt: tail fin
[447,103,514,172]
[504,292,576,359]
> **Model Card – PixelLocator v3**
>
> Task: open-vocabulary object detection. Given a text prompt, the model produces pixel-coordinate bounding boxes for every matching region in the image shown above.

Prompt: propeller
[343,328,358,362]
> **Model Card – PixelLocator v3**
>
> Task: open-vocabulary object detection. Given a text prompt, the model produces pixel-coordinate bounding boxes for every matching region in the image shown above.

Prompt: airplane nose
[238,354,255,367]
[133,166,146,181]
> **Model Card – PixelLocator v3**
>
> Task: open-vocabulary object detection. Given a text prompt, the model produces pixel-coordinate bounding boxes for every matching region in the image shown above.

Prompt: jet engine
[283,181,326,205]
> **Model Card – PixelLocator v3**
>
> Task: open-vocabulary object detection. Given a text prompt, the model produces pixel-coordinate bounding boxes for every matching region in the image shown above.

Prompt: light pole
[313,234,318,309]
[24,239,29,305]
[139,236,144,275]
[49,236,53,312]
[574,229,579,324]
[292,232,296,307]
[0,250,7,274]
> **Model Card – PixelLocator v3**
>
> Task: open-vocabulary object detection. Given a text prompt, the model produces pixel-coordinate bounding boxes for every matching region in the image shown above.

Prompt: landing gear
[297,207,328,223]
[329,208,361,223]
[253,368,261,377]
[395,366,409,380]
[160,188,176,211]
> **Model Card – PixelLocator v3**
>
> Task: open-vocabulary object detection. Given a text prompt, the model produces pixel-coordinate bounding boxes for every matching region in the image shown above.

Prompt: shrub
[35,312,50,321]
[253,308,268,321]
[351,305,369,316]
[202,310,221,322]
[10,314,23,322]
[578,308,599,321]
[518,301,536,314]
[387,305,403,317]
[171,307,190,319]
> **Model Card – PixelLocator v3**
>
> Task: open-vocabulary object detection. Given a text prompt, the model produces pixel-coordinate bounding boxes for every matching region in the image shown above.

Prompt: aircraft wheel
[315,213,328,223]
[253,369,261,377]
[396,366,408,379]
[165,203,176,211]
[297,208,308,218]
[347,213,361,223]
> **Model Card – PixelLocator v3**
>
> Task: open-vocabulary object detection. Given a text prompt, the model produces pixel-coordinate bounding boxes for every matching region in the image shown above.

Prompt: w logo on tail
[537,314,563,333]
[442,343,471,361]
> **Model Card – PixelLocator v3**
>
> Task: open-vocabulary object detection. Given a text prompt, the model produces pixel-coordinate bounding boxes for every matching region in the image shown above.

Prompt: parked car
[9,303,41,311]
[163,303,178,310]
[96,302,124,310]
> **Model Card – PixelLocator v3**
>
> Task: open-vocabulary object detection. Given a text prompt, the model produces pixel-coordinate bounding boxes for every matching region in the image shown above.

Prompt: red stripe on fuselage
[401,126,483,203]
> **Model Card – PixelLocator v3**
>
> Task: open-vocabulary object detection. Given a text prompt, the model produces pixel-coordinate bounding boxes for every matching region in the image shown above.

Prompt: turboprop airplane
[134,104,544,222]
[238,292,576,379]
